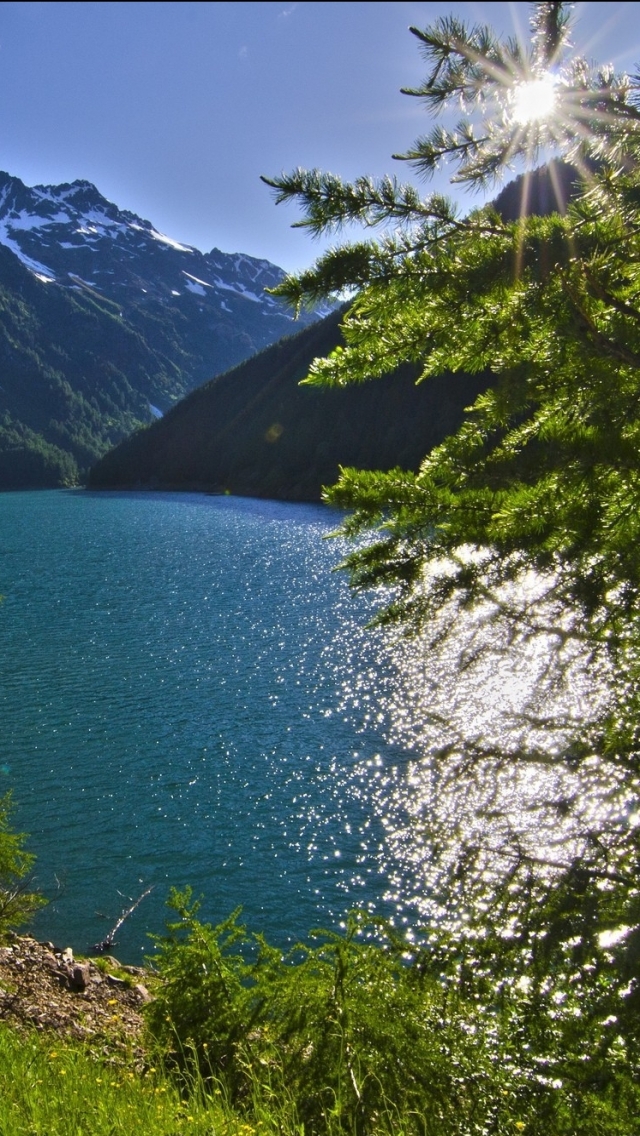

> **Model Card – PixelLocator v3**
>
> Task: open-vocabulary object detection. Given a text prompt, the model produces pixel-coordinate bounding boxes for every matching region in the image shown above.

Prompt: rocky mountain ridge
[0,171,325,488]
[0,171,297,327]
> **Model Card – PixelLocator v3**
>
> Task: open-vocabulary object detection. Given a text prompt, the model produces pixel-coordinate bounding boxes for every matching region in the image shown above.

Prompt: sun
[511,72,559,126]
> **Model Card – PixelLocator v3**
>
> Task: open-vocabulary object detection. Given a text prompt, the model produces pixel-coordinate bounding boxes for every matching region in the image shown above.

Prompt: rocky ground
[0,933,153,1060]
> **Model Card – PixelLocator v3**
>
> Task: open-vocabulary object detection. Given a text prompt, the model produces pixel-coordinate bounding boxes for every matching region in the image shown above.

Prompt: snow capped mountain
[0,171,329,490]
[0,171,297,316]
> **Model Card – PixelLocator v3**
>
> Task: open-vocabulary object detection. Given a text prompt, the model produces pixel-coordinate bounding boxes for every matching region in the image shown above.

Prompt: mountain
[491,159,579,221]
[88,308,490,501]
[89,162,582,503]
[0,171,325,488]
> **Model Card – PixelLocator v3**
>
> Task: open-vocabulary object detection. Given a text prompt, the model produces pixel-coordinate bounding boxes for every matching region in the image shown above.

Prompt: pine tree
[262,6,640,1115]
[262,1,640,677]
[0,793,44,936]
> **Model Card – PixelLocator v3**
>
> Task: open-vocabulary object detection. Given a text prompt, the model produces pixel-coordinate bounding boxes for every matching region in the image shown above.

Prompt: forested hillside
[88,162,578,501]
[88,308,489,500]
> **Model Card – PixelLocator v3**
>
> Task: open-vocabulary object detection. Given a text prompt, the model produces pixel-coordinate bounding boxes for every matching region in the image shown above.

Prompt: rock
[133,983,152,1003]
[61,947,74,964]
[106,973,127,987]
[69,963,91,992]
[0,934,147,1052]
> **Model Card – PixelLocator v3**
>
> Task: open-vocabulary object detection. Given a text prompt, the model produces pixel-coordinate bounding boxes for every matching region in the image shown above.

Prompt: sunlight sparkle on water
[0,491,628,953]
[331,562,623,929]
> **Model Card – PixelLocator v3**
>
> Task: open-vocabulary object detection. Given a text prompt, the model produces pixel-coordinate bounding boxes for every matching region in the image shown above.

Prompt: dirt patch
[0,933,154,1060]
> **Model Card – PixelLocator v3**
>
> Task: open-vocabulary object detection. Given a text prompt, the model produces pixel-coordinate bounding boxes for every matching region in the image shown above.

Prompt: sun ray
[511,73,559,125]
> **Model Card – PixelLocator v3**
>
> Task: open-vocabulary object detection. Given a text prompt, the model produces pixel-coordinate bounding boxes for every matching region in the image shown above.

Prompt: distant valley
[90,164,577,502]
[0,171,325,488]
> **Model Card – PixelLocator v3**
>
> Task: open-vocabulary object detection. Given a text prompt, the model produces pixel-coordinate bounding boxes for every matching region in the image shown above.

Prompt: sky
[0,1,638,273]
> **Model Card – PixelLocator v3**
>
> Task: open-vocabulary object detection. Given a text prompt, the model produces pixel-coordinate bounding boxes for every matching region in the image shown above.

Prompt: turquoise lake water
[0,490,412,962]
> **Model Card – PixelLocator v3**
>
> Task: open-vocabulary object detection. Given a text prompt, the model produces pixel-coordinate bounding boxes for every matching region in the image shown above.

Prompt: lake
[0,489,607,963]
[0,489,415,962]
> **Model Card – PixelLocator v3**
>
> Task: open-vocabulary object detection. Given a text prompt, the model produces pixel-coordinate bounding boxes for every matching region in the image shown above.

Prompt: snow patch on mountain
[0,170,332,334]
[8,209,71,231]
[184,278,207,296]
[236,286,261,303]
[212,275,259,301]
[183,271,212,290]
[0,218,56,280]
[148,227,193,253]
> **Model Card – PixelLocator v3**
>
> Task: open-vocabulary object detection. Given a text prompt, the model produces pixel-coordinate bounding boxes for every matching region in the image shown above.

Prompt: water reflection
[333,566,627,927]
[0,491,631,958]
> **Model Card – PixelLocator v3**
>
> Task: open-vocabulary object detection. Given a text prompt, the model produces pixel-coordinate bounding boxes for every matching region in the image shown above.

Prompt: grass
[0,1019,437,1136]
[0,1024,258,1136]
[1,892,636,1136]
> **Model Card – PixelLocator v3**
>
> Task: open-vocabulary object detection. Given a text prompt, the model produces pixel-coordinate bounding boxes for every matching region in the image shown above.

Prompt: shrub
[0,792,45,937]
[145,889,513,1135]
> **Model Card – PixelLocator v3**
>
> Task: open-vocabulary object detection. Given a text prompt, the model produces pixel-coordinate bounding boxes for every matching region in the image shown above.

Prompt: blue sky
[0,1,637,272]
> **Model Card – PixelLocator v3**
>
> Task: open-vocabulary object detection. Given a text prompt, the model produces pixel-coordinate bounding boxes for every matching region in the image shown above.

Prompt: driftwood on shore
[91,886,154,954]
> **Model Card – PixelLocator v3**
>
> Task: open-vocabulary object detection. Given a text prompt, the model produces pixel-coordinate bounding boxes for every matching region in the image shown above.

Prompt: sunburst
[511,72,559,126]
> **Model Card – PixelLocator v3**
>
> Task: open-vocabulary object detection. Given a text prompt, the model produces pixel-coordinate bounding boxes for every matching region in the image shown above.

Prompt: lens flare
[511,72,559,125]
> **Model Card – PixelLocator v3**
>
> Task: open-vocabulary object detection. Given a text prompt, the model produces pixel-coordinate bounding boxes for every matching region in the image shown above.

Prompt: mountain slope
[88,161,581,503]
[89,308,489,501]
[0,171,324,488]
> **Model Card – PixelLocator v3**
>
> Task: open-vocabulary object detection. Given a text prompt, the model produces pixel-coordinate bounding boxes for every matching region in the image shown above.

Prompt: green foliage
[0,793,45,936]
[263,3,640,627]
[263,2,640,748]
[146,889,640,1135]
[259,6,640,1128]
[0,414,78,487]
[310,200,640,638]
[146,888,513,1136]
[430,857,640,1134]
